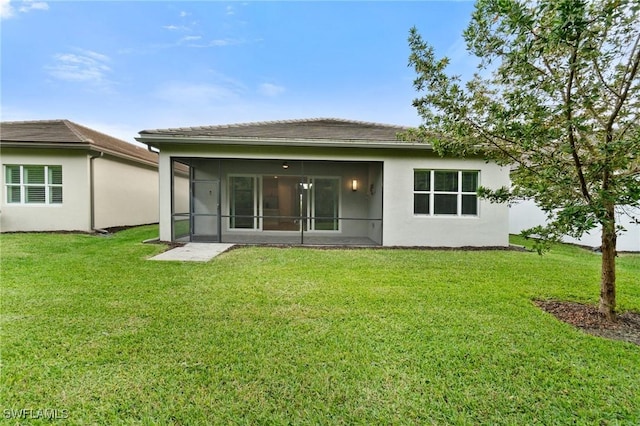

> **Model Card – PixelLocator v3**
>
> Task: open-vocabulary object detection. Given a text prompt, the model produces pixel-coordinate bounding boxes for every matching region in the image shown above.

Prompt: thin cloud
[154,81,243,105]
[163,9,194,33]
[152,35,210,49]
[180,35,202,43]
[154,70,249,105]
[209,38,244,47]
[182,38,247,48]
[208,69,249,93]
[159,6,256,49]
[258,83,285,97]
[80,49,110,63]
[1,0,48,19]
[445,36,484,81]
[0,0,14,19]
[46,49,112,86]
[19,0,47,13]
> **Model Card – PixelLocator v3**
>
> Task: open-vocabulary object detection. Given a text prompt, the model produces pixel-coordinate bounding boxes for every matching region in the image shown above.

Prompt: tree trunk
[599,204,617,321]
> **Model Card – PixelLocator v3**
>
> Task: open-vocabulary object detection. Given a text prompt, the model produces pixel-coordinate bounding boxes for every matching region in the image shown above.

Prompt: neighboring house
[136,118,510,246]
[1,119,159,232]
[510,200,640,252]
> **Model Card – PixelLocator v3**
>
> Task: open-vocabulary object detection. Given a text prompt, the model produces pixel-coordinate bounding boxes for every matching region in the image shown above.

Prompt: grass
[1,225,639,425]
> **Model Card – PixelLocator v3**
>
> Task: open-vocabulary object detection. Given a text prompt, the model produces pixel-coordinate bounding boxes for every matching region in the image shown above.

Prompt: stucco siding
[382,157,510,247]
[93,156,159,229]
[158,154,173,241]
[0,148,91,232]
[155,145,510,246]
[510,199,640,252]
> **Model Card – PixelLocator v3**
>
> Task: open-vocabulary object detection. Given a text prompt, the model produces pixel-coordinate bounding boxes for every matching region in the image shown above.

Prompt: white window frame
[5,165,63,205]
[228,174,260,230]
[308,176,342,232]
[413,169,479,217]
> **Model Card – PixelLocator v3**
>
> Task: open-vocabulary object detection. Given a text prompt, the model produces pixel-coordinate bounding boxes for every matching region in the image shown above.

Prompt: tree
[405,0,640,320]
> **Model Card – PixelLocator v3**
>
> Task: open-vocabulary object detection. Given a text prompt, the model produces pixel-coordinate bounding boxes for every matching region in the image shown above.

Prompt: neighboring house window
[414,170,478,216]
[5,165,63,204]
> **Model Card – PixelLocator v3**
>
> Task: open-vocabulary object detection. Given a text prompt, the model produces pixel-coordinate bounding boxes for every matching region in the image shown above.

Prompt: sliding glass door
[229,176,257,229]
[229,175,340,232]
[262,176,303,231]
[310,178,339,231]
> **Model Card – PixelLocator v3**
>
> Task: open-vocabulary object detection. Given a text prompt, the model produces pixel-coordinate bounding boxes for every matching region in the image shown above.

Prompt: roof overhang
[0,141,93,150]
[135,135,434,151]
[0,141,158,168]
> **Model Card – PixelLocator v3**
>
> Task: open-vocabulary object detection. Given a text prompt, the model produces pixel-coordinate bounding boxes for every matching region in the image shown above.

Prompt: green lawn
[1,225,639,425]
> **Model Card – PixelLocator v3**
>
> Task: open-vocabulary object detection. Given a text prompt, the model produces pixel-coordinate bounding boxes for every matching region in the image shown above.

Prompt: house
[510,199,640,252]
[136,118,510,247]
[1,119,159,232]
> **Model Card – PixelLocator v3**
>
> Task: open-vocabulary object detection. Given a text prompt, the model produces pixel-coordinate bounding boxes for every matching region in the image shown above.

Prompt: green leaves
[406,0,640,241]
[407,1,638,317]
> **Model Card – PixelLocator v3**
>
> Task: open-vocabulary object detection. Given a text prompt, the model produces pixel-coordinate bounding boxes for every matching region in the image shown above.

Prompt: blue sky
[1,1,477,144]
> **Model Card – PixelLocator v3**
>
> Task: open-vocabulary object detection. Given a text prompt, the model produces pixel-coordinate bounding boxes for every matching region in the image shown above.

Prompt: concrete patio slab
[150,243,235,262]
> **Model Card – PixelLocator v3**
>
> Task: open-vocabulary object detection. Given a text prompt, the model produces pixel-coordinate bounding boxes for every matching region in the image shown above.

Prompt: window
[5,165,62,204]
[413,170,478,216]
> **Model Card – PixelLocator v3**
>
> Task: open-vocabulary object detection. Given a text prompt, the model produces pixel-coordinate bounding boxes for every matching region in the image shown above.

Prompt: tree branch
[618,112,639,140]
[565,37,593,203]
[606,33,640,132]
[462,118,536,169]
[593,58,622,99]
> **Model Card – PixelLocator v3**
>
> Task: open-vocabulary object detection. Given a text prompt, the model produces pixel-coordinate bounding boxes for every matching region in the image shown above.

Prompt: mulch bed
[535,300,640,346]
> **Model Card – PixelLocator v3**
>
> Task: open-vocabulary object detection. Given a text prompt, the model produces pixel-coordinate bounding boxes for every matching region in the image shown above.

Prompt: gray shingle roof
[139,118,410,142]
[1,119,157,165]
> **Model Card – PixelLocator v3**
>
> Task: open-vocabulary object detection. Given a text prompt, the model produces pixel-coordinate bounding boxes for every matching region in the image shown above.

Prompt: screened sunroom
[138,118,510,248]
[171,158,384,245]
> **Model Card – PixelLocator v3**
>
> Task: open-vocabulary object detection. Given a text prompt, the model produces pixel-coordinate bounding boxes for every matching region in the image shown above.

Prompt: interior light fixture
[351,179,358,192]
[282,162,289,169]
